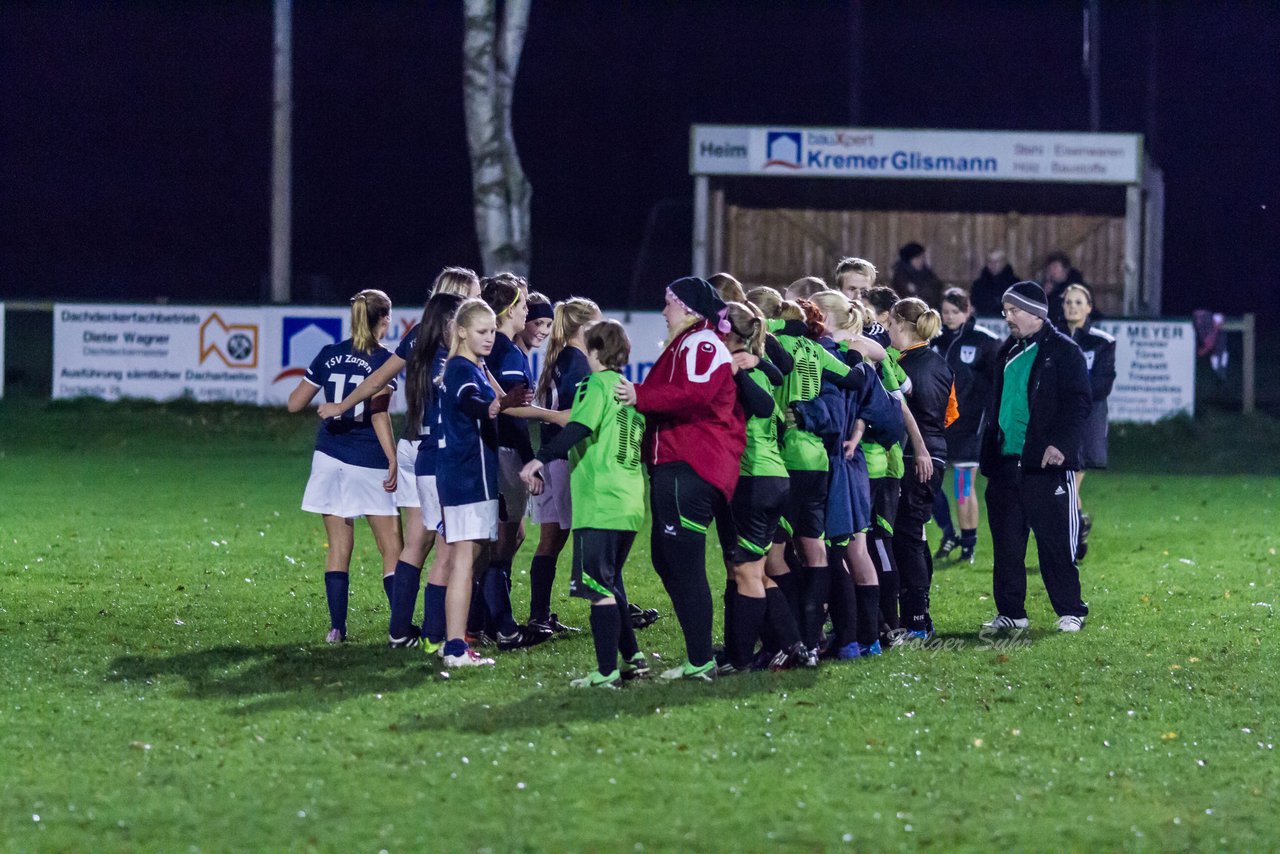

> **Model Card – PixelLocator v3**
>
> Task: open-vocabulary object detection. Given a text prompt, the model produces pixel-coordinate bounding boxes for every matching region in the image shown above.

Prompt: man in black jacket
[979,282,1091,633]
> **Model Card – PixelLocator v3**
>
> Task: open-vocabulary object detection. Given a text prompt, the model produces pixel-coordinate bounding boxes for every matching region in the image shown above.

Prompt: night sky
[3,1,1277,323]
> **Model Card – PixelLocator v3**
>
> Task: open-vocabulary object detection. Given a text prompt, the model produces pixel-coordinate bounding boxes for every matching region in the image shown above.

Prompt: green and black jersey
[861,346,907,480]
[773,322,853,472]
[566,370,647,532]
[739,367,788,478]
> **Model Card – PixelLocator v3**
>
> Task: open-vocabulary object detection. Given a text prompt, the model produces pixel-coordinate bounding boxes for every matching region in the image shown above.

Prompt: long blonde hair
[350,289,391,353]
[535,297,601,405]
[811,290,863,338]
[709,272,747,304]
[431,266,479,297]
[447,298,496,362]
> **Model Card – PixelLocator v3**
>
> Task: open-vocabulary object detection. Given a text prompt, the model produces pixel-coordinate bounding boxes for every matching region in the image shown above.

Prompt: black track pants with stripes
[985,460,1088,620]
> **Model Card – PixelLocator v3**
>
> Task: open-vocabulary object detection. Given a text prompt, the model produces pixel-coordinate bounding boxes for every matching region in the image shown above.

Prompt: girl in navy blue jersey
[436,298,505,667]
[288,289,402,644]
[476,278,569,650]
[525,297,601,633]
[318,267,479,646]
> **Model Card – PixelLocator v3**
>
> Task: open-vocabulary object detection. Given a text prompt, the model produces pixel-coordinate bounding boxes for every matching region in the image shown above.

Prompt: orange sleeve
[944,382,960,428]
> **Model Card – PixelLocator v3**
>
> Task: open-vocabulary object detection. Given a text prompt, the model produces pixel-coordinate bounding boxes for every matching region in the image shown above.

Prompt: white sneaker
[982,615,1029,630]
[442,646,496,667]
[325,628,345,644]
[1055,615,1085,633]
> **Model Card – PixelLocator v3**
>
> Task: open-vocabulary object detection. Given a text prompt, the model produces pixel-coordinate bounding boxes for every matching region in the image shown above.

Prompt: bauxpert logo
[199,313,258,368]
[274,316,341,384]
[764,131,803,169]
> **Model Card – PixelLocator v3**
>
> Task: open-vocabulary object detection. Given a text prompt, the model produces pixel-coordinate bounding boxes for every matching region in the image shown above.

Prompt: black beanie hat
[899,242,926,263]
[1001,281,1049,320]
[667,276,729,332]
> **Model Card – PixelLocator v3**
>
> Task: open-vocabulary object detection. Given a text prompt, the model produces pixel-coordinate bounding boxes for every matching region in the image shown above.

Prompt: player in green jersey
[746,287,866,659]
[712,302,809,672]
[521,320,651,688]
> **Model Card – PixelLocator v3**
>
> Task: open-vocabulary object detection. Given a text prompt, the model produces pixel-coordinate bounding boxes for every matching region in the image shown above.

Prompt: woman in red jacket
[615,276,746,681]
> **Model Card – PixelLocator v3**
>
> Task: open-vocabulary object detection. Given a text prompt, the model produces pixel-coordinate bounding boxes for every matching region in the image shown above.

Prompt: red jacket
[634,320,745,501]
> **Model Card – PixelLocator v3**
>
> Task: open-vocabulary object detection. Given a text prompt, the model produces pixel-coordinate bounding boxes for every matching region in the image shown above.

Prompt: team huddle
[287,257,1106,686]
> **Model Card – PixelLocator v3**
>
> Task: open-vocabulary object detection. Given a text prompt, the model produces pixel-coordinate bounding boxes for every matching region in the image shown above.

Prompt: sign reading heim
[691,125,1142,184]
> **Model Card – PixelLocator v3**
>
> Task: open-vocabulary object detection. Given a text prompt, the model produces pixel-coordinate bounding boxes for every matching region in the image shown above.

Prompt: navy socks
[423,583,447,643]
[324,571,349,636]
[388,560,421,638]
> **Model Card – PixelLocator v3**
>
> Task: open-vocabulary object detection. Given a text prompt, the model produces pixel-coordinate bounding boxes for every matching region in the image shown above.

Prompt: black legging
[648,461,723,668]
[893,464,944,633]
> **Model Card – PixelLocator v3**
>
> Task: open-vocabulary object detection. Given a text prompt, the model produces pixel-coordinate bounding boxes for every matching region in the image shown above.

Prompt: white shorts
[302,451,397,518]
[416,474,443,533]
[394,439,421,508]
[442,500,499,544]
[529,458,572,529]
[498,447,529,521]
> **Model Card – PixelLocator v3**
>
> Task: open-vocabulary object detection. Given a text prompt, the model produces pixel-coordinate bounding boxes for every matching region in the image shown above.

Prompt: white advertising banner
[691,124,1142,184]
[50,305,1191,423]
[53,304,264,403]
[259,306,410,413]
[973,316,1192,422]
[1092,320,1194,422]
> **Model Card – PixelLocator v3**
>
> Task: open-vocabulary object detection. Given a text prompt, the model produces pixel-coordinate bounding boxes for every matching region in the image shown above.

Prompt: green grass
[1,398,1278,851]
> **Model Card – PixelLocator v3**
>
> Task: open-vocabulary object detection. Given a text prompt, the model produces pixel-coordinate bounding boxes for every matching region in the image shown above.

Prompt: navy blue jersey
[415,347,449,477]
[484,332,533,460]
[395,324,423,440]
[540,346,590,446]
[394,324,418,362]
[305,339,397,468]
[436,355,498,506]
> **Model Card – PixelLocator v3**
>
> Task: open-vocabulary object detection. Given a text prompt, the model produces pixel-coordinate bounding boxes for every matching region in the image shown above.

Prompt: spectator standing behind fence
[1042,251,1086,329]
[891,243,945,308]
[970,249,1018,316]
[1061,284,1115,561]
[979,282,1091,635]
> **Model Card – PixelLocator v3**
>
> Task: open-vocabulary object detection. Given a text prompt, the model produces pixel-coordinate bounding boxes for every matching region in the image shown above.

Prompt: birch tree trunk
[463,0,532,276]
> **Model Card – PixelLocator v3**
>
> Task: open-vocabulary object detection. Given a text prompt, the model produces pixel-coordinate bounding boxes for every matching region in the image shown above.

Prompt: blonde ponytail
[891,297,942,343]
[724,301,765,357]
[350,289,391,353]
[535,297,601,405]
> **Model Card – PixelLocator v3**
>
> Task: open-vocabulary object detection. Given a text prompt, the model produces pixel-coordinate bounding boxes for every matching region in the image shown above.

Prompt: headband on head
[496,291,521,318]
[526,302,554,322]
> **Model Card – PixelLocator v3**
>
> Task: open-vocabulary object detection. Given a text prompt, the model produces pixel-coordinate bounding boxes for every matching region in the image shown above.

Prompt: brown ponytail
[746,286,783,319]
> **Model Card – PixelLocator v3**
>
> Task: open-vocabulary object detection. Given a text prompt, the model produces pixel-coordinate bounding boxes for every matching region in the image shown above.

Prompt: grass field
[2,398,1278,851]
